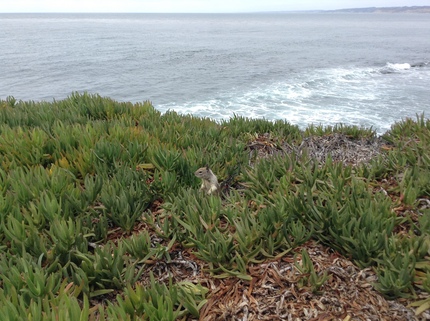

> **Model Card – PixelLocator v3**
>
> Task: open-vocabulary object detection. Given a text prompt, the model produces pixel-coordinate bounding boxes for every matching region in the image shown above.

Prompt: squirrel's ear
[205,164,210,170]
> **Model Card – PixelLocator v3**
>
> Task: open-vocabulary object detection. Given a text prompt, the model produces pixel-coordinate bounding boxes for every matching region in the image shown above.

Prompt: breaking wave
[157,62,430,135]
[380,62,411,74]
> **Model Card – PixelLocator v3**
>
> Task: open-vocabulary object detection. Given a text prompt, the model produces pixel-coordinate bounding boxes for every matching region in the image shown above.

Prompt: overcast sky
[1,0,429,13]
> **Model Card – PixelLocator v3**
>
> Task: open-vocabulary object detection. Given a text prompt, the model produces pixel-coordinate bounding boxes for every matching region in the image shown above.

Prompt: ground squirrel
[194,165,220,195]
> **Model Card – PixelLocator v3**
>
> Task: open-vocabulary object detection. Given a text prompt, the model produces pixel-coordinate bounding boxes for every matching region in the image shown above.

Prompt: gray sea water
[1,13,429,134]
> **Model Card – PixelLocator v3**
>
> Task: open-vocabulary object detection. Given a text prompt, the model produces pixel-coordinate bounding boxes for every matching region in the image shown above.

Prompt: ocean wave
[156,62,429,135]
[379,62,411,74]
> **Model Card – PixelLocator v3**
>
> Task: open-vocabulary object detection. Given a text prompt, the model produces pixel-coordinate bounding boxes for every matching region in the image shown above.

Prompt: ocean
[1,13,429,134]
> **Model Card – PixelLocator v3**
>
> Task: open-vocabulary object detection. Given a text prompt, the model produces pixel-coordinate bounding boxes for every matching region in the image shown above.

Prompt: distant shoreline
[270,6,430,14]
[325,6,430,14]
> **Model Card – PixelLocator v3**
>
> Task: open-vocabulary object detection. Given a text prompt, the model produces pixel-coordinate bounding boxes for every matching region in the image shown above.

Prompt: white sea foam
[387,62,411,70]
[158,62,429,135]
[380,62,412,74]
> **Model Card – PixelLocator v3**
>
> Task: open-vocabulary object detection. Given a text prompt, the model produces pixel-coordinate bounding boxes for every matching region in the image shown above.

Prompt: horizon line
[1,5,430,14]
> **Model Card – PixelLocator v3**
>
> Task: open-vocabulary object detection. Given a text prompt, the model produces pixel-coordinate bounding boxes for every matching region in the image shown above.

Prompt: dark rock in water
[411,62,427,68]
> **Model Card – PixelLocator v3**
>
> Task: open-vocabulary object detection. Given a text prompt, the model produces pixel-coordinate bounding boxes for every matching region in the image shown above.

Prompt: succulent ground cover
[0,93,429,320]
